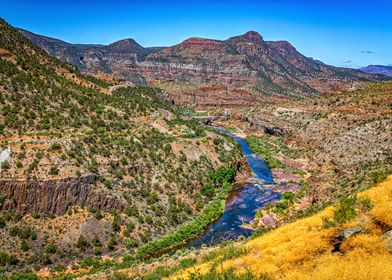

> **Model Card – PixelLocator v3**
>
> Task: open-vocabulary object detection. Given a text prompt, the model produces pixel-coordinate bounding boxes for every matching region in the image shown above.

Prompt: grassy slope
[173,176,392,279]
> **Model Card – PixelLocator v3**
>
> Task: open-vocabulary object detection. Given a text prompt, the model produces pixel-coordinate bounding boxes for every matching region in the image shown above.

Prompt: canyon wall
[0,174,125,215]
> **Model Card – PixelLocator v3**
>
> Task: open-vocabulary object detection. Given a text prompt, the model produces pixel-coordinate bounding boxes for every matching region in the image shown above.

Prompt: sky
[1,0,392,68]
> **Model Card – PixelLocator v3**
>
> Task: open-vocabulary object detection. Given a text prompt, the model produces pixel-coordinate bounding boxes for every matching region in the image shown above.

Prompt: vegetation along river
[187,127,281,248]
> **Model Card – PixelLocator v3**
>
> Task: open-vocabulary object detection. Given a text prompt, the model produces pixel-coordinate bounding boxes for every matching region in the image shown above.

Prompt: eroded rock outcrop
[247,116,291,136]
[0,174,124,215]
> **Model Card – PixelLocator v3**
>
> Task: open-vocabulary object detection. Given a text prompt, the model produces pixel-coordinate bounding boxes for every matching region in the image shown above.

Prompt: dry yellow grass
[173,176,392,280]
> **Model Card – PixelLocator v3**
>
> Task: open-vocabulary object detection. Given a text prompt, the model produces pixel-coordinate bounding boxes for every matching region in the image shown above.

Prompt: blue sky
[2,0,392,68]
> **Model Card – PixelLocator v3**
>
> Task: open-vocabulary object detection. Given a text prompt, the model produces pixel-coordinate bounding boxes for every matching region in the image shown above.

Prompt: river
[187,127,281,248]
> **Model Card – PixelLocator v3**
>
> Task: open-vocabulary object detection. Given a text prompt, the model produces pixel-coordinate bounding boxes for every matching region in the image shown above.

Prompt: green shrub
[19,227,33,239]
[49,142,62,151]
[333,196,357,224]
[112,215,121,232]
[48,166,59,175]
[45,242,57,254]
[40,253,52,265]
[187,268,268,280]
[0,252,18,265]
[201,182,214,198]
[370,170,387,184]
[145,215,153,224]
[1,161,10,170]
[76,235,90,252]
[20,240,30,251]
[282,192,295,201]
[94,246,102,255]
[108,271,132,280]
[0,217,6,229]
[103,178,112,188]
[52,264,66,272]
[80,257,100,268]
[8,272,38,280]
[94,210,103,220]
[92,235,102,248]
[322,195,373,228]
[125,238,138,249]
[9,226,20,237]
[358,197,373,211]
[108,235,117,251]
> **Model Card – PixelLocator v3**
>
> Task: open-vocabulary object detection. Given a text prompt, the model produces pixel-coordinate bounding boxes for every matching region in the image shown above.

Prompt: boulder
[332,227,362,252]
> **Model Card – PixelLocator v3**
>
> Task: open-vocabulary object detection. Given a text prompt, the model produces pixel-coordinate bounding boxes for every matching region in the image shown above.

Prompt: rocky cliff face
[0,175,124,215]
[141,31,384,100]
[19,29,389,108]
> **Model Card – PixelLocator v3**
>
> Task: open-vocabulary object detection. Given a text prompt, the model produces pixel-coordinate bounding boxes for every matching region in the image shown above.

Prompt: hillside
[169,175,392,279]
[216,81,392,206]
[19,29,388,108]
[0,18,245,274]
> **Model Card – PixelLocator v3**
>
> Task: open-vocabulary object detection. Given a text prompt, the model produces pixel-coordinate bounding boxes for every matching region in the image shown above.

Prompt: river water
[187,127,281,248]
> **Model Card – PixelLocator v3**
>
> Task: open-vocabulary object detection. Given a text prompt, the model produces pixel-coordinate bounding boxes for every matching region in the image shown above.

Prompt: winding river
[187,127,281,248]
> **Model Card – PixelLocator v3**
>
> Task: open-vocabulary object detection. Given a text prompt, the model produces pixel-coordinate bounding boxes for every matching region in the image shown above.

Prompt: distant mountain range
[18,28,389,107]
[360,65,392,77]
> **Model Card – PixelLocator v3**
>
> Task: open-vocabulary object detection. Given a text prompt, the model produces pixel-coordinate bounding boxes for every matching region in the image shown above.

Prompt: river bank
[135,166,238,259]
[136,125,283,258]
[208,123,313,229]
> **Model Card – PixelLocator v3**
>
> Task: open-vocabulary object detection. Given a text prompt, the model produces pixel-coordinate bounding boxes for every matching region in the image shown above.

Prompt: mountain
[0,18,245,273]
[17,28,164,83]
[360,65,392,77]
[19,29,389,108]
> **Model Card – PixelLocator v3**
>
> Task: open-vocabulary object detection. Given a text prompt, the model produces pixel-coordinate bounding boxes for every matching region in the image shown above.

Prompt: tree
[48,166,59,175]
[112,214,121,232]
[45,242,57,254]
[107,235,117,251]
[201,182,214,198]
[1,160,10,170]
[21,240,30,251]
[92,235,102,248]
[76,235,90,252]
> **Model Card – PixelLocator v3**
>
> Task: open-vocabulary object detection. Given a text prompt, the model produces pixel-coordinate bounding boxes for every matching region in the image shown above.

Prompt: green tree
[20,240,30,251]
[76,235,90,252]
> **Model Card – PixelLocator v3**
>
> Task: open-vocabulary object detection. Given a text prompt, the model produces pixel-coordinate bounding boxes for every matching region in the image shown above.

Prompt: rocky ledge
[0,174,125,215]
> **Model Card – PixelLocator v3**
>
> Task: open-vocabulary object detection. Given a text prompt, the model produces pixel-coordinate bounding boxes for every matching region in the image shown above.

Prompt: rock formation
[0,175,124,215]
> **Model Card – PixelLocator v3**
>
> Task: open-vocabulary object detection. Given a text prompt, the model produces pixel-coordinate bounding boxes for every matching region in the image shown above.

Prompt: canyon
[0,15,391,280]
